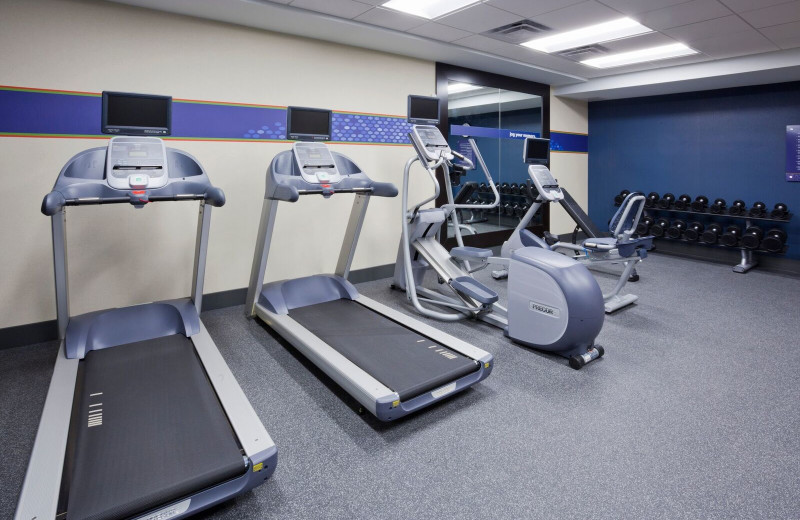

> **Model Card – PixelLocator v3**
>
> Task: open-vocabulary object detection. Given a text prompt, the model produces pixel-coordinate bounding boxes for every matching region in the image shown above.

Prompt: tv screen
[102,92,171,136]
[407,95,440,125]
[524,137,550,164]
[287,107,331,141]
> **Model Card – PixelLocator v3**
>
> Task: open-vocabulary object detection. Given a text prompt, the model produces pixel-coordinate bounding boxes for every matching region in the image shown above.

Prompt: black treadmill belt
[67,335,246,520]
[288,299,479,401]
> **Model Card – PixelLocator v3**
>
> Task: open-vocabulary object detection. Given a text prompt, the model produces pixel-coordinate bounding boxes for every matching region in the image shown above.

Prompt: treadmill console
[528,165,564,202]
[105,136,169,190]
[293,142,343,184]
[410,125,451,163]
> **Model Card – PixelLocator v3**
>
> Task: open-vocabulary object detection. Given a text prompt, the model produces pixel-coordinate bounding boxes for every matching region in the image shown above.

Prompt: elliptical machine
[393,95,606,369]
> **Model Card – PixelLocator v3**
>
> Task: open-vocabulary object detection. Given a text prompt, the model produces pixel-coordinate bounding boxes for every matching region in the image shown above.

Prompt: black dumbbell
[749,201,766,217]
[511,183,521,195]
[645,192,660,208]
[761,228,787,252]
[673,194,692,210]
[667,219,687,238]
[614,189,631,206]
[478,183,488,192]
[515,204,528,218]
[720,225,742,246]
[658,193,675,209]
[650,218,671,237]
[709,198,727,214]
[507,203,519,217]
[500,183,511,194]
[683,221,705,241]
[701,223,723,244]
[690,195,708,212]
[636,215,655,235]
[729,200,747,216]
[771,203,789,219]
[741,226,764,249]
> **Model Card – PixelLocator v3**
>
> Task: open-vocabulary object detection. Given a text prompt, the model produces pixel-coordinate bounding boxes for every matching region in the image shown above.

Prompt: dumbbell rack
[471,183,537,227]
[640,205,791,273]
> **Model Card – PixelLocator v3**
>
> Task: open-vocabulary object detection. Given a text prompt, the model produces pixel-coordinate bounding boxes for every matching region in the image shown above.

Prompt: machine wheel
[569,355,585,370]
[628,273,640,282]
[595,345,605,357]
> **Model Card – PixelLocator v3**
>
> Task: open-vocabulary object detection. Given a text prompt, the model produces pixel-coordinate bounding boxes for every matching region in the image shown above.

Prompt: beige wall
[549,87,589,235]
[0,0,435,329]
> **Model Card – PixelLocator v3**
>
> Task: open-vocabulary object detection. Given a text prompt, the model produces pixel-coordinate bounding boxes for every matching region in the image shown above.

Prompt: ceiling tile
[738,1,800,28]
[407,22,473,42]
[529,0,625,31]
[663,14,751,42]
[353,6,426,31]
[597,0,691,16]
[436,3,521,33]
[719,0,796,13]
[452,34,513,53]
[486,0,585,18]
[690,28,780,58]
[639,0,734,30]
[289,0,373,18]
[759,20,800,48]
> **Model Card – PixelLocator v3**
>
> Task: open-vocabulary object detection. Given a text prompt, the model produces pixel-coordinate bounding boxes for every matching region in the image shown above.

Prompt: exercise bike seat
[451,246,493,260]
[616,236,654,258]
[449,276,499,305]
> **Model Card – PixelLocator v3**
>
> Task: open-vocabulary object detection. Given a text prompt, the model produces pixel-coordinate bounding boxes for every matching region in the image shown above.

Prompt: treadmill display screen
[524,137,550,164]
[407,95,440,125]
[287,107,332,141]
[102,92,172,136]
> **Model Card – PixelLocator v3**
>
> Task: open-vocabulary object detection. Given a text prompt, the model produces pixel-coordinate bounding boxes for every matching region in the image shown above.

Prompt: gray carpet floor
[2,253,799,519]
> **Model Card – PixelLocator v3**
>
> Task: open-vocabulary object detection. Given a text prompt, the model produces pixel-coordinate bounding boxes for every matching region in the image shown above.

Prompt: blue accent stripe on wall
[450,124,587,153]
[0,86,412,144]
[551,132,588,153]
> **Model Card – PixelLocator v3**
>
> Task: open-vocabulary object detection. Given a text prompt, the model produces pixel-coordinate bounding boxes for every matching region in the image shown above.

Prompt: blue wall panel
[589,81,800,259]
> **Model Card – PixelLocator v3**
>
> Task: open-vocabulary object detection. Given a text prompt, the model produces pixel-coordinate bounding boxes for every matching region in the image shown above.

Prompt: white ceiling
[109,0,800,99]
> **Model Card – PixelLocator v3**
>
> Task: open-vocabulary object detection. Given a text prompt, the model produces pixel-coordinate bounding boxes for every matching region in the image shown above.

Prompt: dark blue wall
[589,81,800,260]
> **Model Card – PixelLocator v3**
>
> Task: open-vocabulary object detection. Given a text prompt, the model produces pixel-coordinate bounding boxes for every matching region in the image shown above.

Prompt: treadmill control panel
[410,125,451,162]
[293,142,342,184]
[106,136,169,190]
[528,164,564,202]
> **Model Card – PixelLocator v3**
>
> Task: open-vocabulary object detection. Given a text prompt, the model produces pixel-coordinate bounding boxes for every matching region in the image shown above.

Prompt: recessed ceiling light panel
[581,43,698,68]
[382,0,480,20]
[521,17,652,53]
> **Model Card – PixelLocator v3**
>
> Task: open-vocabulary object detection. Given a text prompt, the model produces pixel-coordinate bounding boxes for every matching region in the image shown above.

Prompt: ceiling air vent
[483,20,551,45]
[556,44,609,61]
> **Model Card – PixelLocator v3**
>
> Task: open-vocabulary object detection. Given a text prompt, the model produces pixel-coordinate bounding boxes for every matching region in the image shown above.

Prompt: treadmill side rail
[192,323,277,479]
[15,342,78,520]
[255,303,397,416]
[355,295,493,364]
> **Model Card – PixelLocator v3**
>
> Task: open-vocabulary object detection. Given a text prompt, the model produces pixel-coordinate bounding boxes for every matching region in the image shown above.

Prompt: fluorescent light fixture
[382,0,480,19]
[522,18,652,53]
[581,42,698,68]
[448,82,482,94]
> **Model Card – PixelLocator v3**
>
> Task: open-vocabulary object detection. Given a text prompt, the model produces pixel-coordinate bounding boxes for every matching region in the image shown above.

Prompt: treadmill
[245,106,493,421]
[15,92,277,520]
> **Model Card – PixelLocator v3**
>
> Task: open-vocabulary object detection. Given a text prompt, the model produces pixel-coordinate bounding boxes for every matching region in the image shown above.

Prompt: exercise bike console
[529,165,564,202]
